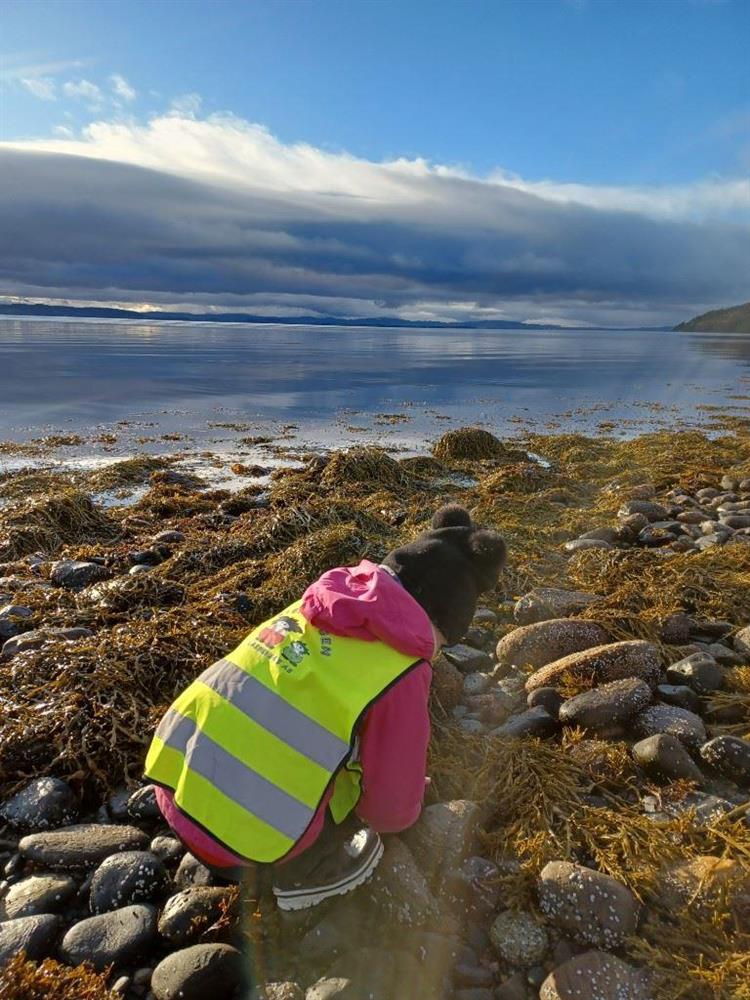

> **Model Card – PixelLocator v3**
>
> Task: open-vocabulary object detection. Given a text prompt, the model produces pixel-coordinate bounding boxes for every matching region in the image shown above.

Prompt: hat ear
[467,528,507,591]
[431,504,473,530]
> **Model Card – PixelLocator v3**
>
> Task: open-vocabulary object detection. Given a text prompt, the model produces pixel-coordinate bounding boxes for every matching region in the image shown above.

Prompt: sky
[0,0,749,327]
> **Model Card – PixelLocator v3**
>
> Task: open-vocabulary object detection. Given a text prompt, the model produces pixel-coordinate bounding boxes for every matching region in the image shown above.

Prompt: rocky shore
[2,425,750,999]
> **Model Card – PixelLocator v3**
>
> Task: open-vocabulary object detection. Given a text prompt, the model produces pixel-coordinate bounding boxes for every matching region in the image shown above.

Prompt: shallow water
[3,317,750,454]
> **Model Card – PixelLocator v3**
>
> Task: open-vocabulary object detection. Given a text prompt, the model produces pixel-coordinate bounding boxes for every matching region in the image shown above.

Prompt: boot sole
[273,835,384,911]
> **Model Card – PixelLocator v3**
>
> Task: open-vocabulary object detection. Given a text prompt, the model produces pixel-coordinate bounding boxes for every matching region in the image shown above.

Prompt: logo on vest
[257,616,303,649]
[280,640,310,669]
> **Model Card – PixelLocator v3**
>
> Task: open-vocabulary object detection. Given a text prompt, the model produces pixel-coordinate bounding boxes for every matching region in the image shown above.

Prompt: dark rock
[50,559,110,590]
[0,777,77,831]
[150,943,248,1000]
[152,531,186,544]
[324,948,426,1000]
[514,589,601,626]
[705,642,743,666]
[19,824,149,870]
[579,527,620,543]
[89,851,169,914]
[558,678,652,731]
[633,703,707,751]
[128,785,161,820]
[632,734,704,784]
[464,626,494,652]
[527,687,564,717]
[443,644,493,674]
[659,613,694,644]
[655,683,701,713]
[1,626,92,660]
[656,856,750,929]
[366,836,440,925]
[538,861,639,948]
[539,951,650,1000]
[720,514,750,529]
[59,904,158,972]
[496,619,609,672]
[618,500,669,522]
[158,887,237,945]
[0,913,60,964]
[174,852,216,889]
[638,526,675,547]
[454,990,493,1000]
[666,652,724,693]
[150,835,184,865]
[0,873,77,919]
[491,707,557,739]
[701,736,750,783]
[0,604,33,639]
[525,640,661,693]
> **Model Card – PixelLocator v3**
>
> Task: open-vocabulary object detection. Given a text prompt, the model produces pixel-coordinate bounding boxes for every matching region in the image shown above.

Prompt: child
[145,504,506,910]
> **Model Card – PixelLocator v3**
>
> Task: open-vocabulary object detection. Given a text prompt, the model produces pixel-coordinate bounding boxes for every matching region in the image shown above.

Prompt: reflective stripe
[201,658,349,772]
[157,709,312,841]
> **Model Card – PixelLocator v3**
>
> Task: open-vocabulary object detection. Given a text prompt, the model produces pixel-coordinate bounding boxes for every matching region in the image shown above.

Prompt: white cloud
[110,74,136,102]
[0,56,86,83]
[19,77,56,101]
[62,79,103,105]
[52,125,74,138]
[169,93,202,118]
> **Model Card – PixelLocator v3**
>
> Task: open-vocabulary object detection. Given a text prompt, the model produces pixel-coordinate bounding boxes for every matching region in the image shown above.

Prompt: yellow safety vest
[144,600,420,863]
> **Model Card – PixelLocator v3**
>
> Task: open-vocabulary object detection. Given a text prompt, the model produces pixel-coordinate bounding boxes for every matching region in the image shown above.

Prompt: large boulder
[558,678,652,731]
[540,951,650,1000]
[538,861,639,948]
[151,943,247,1000]
[525,641,661,694]
[19,824,149,871]
[0,777,77,831]
[496,619,609,672]
[514,589,602,625]
[666,652,724,694]
[632,735,704,784]
[59,904,157,971]
[50,559,110,590]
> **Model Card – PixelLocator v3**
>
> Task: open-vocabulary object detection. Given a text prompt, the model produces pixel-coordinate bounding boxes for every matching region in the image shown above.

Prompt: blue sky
[0,0,748,325]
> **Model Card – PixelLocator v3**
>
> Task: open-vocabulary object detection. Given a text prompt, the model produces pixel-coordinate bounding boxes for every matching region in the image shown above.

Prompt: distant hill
[675,302,750,333]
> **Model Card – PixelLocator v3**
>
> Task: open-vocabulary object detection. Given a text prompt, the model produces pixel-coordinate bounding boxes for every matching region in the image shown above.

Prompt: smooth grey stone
[0,913,60,964]
[633,703,707,751]
[632,734,704,784]
[0,873,77,919]
[563,538,612,553]
[666,652,724,693]
[701,736,750,784]
[514,588,601,625]
[618,500,669,522]
[90,851,169,914]
[656,684,701,713]
[0,604,33,639]
[454,964,494,987]
[151,943,247,1000]
[157,887,235,946]
[1,626,92,660]
[538,862,638,949]
[0,777,77,831]
[305,980,355,1000]
[706,642,743,666]
[50,559,110,590]
[527,687,563,717]
[443,644,493,674]
[19,823,149,870]
[720,514,750,529]
[152,530,186,544]
[174,852,216,889]
[150,835,184,865]
[491,706,556,739]
[558,678,651,730]
[463,672,492,696]
[579,527,620,543]
[60,904,157,972]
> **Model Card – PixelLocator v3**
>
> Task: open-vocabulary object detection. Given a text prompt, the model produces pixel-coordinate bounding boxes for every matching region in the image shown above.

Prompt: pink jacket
[155,560,435,868]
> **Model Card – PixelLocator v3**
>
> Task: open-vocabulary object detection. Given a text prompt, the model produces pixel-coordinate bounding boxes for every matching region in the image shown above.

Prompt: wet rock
[704,642,743,666]
[632,734,704,783]
[1,625,93,660]
[150,942,247,1000]
[496,619,609,672]
[633,703,707,751]
[108,788,132,821]
[89,851,169,914]
[0,777,77,831]
[514,588,602,625]
[539,951,649,1000]
[464,626,494,652]
[563,539,612,553]
[367,837,440,925]
[677,510,708,524]
[655,683,701,713]
[0,604,33,639]
[153,530,186,544]
[158,886,237,945]
[60,904,157,971]
[700,736,750,783]
[666,652,724,693]
[19,824,149,871]
[538,861,639,948]
[150,835,184,865]
[404,800,480,893]
[127,785,160,820]
[0,913,61,964]
[50,559,110,590]
[0,873,77,919]
[618,500,669,522]
[491,706,557,739]
[527,687,564,717]
[558,678,652,731]
[525,640,661,693]
[656,856,750,928]
[669,791,735,826]
[443,644,493,674]
[174,852,216,889]
[489,910,549,966]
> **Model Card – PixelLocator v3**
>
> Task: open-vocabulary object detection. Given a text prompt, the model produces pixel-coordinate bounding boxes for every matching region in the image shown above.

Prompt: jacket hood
[300,559,437,661]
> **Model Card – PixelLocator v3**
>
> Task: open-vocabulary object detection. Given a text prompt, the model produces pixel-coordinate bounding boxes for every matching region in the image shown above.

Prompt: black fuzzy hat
[382,504,507,646]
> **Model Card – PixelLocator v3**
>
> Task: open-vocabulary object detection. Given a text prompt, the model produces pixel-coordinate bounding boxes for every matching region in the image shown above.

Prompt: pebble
[473,607,497,625]
[18,823,149,870]
[539,950,650,1000]
[305,979,354,999]
[174,852,216,889]
[618,499,669,522]
[513,588,602,625]
[496,619,609,672]
[157,886,236,945]
[632,734,704,784]
[60,903,158,972]
[442,644,494,674]
[251,985,304,1000]
[50,559,111,590]
[527,687,564,717]
[443,856,502,920]
[127,784,161,820]
[150,835,185,865]
[0,604,33,639]
[489,910,549,966]
[563,539,612,553]
[700,736,750,783]
[0,873,77,919]
[666,651,724,693]
[453,964,494,987]
[490,706,557,739]
[150,943,247,1000]
[0,913,61,964]
[525,640,661,693]
[659,612,694,644]
[538,861,639,948]
[0,777,77,831]
[632,703,707,751]
[1,625,93,660]
[153,530,186,544]
[463,672,492,696]
[655,682,701,713]
[579,527,620,543]
[720,513,750,529]
[558,677,652,730]
[89,851,170,913]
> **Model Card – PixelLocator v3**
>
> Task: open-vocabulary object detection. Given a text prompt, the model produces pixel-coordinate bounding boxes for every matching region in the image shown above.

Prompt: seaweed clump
[0,491,120,561]
[0,953,116,1000]
[433,426,522,462]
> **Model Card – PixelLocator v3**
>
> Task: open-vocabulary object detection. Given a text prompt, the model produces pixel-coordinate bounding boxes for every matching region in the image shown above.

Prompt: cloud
[110,74,136,102]
[1,112,748,326]
[62,79,103,106]
[19,77,56,101]
[0,56,86,83]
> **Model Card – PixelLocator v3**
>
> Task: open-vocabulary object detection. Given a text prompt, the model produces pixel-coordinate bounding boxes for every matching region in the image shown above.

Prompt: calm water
[2,317,750,454]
